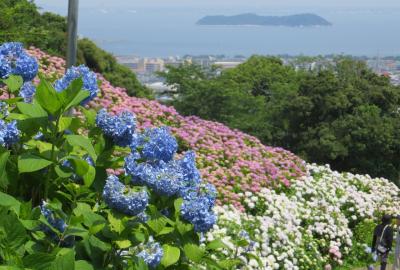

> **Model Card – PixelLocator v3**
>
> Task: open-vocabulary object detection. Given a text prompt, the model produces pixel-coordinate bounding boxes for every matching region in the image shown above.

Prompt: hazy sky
[34,0,400,9]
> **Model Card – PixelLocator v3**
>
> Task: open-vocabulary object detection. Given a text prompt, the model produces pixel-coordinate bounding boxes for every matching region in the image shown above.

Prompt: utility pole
[66,0,79,69]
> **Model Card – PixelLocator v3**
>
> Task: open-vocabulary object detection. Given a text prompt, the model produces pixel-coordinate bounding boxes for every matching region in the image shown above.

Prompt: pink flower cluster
[27,48,306,210]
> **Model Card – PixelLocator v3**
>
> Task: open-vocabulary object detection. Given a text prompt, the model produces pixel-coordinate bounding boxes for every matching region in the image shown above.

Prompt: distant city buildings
[116,54,400,101]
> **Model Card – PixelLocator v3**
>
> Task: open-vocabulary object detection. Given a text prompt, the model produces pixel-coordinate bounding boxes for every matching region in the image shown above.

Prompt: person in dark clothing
[372,214,394,270]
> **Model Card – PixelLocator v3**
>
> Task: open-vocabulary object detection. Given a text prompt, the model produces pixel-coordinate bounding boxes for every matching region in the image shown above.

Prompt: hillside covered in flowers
[26,47,400,269]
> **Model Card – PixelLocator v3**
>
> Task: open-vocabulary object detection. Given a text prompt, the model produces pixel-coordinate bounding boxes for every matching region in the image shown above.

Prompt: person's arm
[387,227,394,251]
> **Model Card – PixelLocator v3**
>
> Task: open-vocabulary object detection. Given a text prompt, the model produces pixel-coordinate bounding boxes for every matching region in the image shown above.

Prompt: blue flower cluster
[102,175,149,216]
[97,108,217,232]
[96,109,136,147]
[136,236,163,269]
[0,42,38,81]
[19,82,36,103]
[0,120,20,147]
[134,127,178,162]
[40,201,67,233]
[180,182,217,232]
[54,65,99,105]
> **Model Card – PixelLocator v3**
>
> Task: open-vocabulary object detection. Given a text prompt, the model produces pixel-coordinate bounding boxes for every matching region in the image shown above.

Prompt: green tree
[0,0,151,98]
[160,56,400,183]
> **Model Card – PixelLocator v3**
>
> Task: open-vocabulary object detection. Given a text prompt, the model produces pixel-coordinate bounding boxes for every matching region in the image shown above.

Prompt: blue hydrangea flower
[0,54,11,79]
[54,65,99,105]
[182,182,217,209]
[136,236,163,269]
[0,102,9,117]
[103,175,149,216]
[0,42,38,81]
[13,54,38,82]
[180,197,217,232]
[40,201,67,233]
[125,153,185,197]
[133,127,178,162]
[0,42,23,57]
[0,120,20,147]
[19,82,36,103]
[96,109,136,147]
[177,151,202,195]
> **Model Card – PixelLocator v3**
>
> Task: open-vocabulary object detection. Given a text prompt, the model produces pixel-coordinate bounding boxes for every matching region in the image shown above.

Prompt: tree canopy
[160,56,400,184]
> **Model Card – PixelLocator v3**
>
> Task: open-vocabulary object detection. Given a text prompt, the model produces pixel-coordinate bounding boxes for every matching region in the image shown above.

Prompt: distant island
[197,13,332,27]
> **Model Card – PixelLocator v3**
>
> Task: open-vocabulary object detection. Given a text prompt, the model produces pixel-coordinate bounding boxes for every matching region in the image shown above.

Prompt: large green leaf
[107,211,125,234]
[82,165,96,187]
[147,216,168,234]
[23,249,75,270]
[65,135,97,161]
[18,153,53,173]
[23,253,55,269]
[183,243,204,263]
[161,244,180,267]
[0,191,21,214]
[58,78,83,106]
[0,210,27,249]
[75,260,94,270]
[35,77,62,115]
[17,102,48,118]
[51,248,75,270]
[4,75,23,93]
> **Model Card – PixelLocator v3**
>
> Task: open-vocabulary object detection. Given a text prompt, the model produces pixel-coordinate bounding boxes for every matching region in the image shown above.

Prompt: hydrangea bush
[0,42,233,270]
[208,164,400,269]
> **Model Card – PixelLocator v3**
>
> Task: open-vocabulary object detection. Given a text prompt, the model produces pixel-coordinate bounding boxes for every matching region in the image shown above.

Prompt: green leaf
[18,153,53,173]
[183,243,204,263]
[176,220,193,236]
[65,90,89,111]
[23,249,75,270]
[174,198,183,215]
[4,75,23,92]
[75,260,94,270]
[115,239,131,249]
[0,210,27,249]
[58,78,83,107]
[58,117,73,132]
[108,211,125,234]
[82,166,96,187]
[0,151,10,188]
[65,135,97,161]
[157,226,175,236]
[218,259,242,269]
[0,191,21,214]
[51,248,75,270]
[206,239,228,250]
[23,253,55,269]
[161,244,180,267]
[17,102,48,118]
[147,216,168,234]
[35,77,62,115]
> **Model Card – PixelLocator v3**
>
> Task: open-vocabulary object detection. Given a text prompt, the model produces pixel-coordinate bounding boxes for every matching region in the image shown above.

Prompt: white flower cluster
[208,164,400,270]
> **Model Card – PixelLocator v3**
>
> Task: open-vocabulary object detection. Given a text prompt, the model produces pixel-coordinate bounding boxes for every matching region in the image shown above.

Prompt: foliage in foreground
[0,42,236,270]
[0,0,151,98]
[159,56,400,184]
